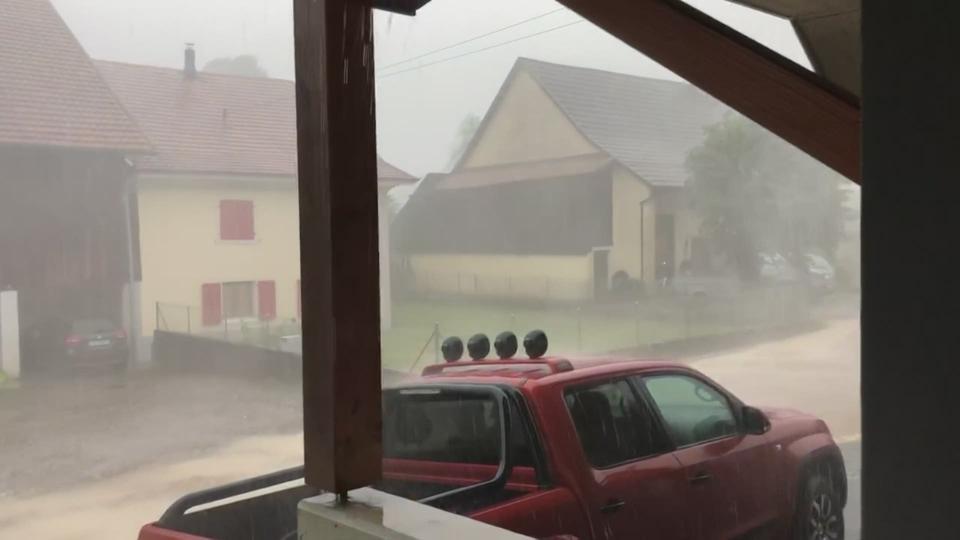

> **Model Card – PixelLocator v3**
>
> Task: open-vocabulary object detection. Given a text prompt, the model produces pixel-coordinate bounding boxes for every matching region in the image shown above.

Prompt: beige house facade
[97,57,414,338]
[395,58,725,302]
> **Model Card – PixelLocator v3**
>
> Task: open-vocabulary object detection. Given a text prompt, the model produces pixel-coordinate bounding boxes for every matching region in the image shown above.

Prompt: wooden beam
[555,0,862,184]
[293,0,382,493]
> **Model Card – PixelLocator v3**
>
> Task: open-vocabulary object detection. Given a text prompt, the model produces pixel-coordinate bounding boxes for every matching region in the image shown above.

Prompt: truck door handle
[601,499,626,514]
[689,471,712,485]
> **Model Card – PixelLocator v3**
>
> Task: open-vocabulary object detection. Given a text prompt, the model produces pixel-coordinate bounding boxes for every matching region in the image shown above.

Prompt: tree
[685,113,844,279]
[203,55,268,78]
[446,113,481,169]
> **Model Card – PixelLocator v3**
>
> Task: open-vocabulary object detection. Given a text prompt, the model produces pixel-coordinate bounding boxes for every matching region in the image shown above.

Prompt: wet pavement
[0,369,302,498]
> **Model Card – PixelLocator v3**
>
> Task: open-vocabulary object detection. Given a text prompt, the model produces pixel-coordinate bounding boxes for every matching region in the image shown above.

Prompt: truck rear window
[384,388,503,465]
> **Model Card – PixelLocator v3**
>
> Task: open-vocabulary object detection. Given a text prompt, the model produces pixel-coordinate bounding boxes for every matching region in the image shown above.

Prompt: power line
[378,19,585,80]
[376,8,568,73]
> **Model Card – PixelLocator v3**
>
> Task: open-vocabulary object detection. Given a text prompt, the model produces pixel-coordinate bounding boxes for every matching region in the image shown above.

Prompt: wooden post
[555,0,861,183]
[293,0,382,493]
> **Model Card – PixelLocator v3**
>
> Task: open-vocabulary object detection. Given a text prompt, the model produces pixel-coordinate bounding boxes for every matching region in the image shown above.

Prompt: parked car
[800,253,837,294]
[138,334,845,540]
[22,317,128,373]
[758,252,800,284]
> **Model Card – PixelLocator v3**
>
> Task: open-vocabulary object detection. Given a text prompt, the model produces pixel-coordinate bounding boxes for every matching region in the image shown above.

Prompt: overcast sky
[53,0,809,178]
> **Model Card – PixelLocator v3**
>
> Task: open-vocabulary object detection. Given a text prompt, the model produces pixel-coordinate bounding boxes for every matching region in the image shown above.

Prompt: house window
[201,280,277,324]
[222,281,255,319]
[219,200,255,240]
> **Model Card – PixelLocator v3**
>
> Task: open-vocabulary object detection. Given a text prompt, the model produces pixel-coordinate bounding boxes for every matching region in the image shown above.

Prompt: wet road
[0,370,302,498]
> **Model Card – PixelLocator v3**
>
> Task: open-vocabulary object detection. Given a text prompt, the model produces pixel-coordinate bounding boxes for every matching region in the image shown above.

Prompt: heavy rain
[0,0,860,538]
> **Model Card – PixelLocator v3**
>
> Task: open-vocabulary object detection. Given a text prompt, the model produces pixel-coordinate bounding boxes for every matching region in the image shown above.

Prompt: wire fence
[156,283,814,368]
[385,283,815,372]
[155,302,301,351]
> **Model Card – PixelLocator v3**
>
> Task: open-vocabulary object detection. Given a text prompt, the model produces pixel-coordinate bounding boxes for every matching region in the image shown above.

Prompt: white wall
[0,290,20,378]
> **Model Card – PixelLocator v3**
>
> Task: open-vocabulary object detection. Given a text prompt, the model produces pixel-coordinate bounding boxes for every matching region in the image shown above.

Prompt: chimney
[184,43,197,78]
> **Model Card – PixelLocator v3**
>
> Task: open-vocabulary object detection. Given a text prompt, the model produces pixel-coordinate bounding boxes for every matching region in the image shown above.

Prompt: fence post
[576,306,582,351]
[186,306,192,334]
[155,301,160,331]
[433,322,440,363]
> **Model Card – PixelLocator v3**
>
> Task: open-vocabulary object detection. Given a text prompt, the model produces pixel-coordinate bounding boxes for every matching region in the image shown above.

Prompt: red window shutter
[258,280,277,320]
[220,200,254,240]
[201,283,222,326]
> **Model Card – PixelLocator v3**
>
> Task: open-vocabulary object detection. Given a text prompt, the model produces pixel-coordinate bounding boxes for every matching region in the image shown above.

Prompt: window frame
[633,370,745,450]
[382,384,516,512]
[218,199,256,242]
[561,375,673,471]
[221,280,257,320]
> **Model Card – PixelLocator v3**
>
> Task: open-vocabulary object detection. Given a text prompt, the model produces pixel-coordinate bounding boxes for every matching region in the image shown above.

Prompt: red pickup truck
[140,332,846,540]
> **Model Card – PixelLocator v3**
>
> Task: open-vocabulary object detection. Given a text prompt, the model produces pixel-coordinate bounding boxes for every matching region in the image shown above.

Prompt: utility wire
[376,7,568,73]
[378,19,585,80]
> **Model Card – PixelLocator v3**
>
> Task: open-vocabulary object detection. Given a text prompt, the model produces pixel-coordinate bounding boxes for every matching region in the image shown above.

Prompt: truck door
[564,378,689,540]
[638,373,747,539]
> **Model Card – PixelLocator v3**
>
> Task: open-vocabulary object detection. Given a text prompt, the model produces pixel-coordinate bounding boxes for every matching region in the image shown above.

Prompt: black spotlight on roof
[494,331,518,359]
[523,330,548,359]
[467,333,490,361]
[441,336,464,362]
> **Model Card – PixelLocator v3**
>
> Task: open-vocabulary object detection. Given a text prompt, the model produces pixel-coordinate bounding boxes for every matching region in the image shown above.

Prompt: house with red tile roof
[96,51,415,335]
[394,58,726,302]
[0,0,152,374]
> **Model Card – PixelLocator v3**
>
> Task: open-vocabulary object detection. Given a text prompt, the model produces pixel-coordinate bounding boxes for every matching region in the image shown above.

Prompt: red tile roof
[0,0,150,151]
[96,60,415,183]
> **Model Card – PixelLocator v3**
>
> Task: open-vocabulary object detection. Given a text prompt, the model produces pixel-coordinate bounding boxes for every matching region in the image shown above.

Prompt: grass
[0,369,18,390]
[381,298,762,372]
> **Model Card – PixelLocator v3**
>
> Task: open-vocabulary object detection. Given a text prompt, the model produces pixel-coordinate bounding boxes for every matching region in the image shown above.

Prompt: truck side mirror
[743,405,770,435]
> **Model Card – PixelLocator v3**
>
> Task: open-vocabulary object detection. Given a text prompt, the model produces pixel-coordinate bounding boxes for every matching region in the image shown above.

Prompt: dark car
[23,317,128,373]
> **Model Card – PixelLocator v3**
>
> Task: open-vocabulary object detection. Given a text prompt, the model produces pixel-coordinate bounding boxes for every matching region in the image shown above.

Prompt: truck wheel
[794,473,844,540]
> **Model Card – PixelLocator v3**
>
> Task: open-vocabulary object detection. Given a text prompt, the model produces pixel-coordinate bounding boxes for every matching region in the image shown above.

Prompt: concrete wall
[152,329,300,381]
[409,253,593,301]
[459,70,597,168]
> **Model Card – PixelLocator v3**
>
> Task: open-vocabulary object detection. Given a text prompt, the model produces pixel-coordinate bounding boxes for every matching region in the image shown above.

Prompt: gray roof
[517,58,728,187]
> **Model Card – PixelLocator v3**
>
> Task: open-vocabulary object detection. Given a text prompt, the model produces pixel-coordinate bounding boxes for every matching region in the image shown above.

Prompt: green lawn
[381,299,755,372]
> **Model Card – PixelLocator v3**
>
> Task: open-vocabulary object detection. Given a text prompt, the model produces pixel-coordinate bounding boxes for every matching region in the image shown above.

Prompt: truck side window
[564,379,660,468]
[642,374,738,447]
